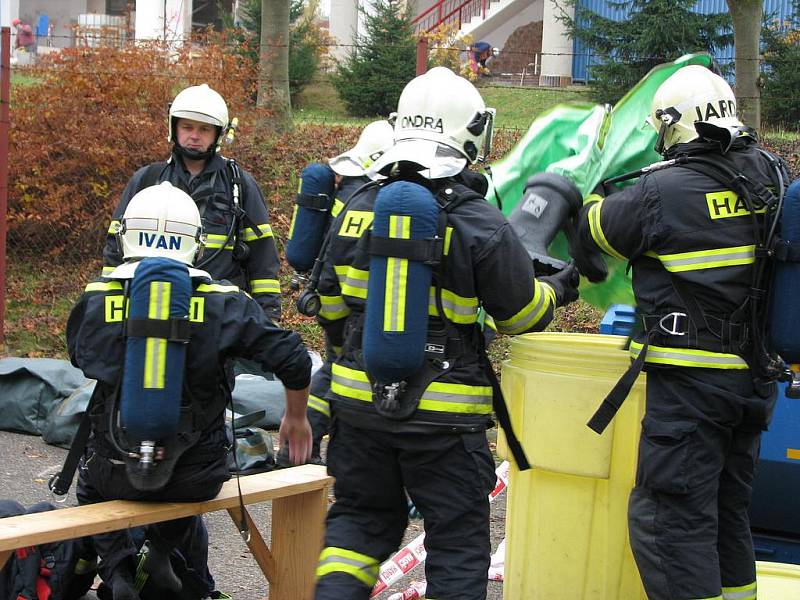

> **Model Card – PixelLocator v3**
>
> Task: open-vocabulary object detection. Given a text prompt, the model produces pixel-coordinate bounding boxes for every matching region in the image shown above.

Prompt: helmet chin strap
[173,142,216,162]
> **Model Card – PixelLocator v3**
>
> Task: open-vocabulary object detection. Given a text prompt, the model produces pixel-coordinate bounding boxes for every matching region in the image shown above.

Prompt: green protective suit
[484,53,715,309]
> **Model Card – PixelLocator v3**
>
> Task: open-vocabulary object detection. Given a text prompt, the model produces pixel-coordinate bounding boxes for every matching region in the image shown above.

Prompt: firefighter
[313,67,579,600]
[69,183,312,600]
[103,84,282,323]
[280,119,395,467]
[577,65,789,600]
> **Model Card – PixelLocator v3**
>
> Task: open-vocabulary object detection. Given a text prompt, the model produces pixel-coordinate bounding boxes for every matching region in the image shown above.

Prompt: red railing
[411,0,499,34]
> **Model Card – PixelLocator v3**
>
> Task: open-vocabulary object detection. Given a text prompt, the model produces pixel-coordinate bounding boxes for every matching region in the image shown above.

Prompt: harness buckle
[658,312,687,336]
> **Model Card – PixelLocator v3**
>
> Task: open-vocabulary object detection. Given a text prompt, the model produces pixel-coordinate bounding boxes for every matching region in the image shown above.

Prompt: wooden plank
[0,465,332,551]
[227,506,277,583]
[269,487,328,600]
[0,550,11,570]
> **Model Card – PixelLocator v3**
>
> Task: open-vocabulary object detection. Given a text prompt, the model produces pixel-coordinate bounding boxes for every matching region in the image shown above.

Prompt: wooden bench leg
[268,487,327,600]
[0,549,10,570]
[227,507,276,583]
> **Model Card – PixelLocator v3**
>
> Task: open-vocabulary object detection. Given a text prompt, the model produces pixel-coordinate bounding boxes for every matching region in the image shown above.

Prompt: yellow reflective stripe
[288,205,299,240]
[107,220,120,234]
[308,394,330,417]
[629,341,749,369]
[428,288,479,324]
[385,215,410,332]
[331,198,344,217]
[722,581,756,600]
[101,265,116,276]
[332,365,493,414]
[85,281,123,293]
[144,281,170,389]
[541,282,557,307]
[444,226,453,256]
[243,223,273,242]
[584,193,603,204]
[196,283,239,294]
[646,245,755,272]
[331,363,372,401]
[588,200,626,260]
[495,280,553,334]
[318,295,350,320]
[204,233,235,250]
[316,547,379,587]
[337,265,369,299]
[249,278,280,294]
[419,382,493,414]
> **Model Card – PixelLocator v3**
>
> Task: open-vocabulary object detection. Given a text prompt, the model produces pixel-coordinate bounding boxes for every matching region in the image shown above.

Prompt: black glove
[539,260,580,307]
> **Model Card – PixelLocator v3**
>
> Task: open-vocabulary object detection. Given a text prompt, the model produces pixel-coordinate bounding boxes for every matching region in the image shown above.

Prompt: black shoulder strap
[134,161,167,195]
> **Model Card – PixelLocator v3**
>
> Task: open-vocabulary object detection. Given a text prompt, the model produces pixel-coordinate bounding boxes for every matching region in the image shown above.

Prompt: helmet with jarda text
[371,67,495,179]
[648,65,743,154]
[117,182,206,268]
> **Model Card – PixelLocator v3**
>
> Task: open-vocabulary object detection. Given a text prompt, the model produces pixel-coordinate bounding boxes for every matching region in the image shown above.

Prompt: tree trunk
[726,0,763,129]
[258,0,292,133]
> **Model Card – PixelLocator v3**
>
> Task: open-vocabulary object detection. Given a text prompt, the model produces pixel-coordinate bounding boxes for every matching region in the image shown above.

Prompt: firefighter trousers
[628,367,776,600]
[315,418,497,600]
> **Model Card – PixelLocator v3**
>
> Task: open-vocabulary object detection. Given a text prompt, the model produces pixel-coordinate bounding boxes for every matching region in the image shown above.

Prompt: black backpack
[0,501,97,600]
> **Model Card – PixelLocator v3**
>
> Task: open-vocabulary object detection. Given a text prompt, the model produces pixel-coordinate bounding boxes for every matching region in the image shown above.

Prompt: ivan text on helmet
[401,114,444,133]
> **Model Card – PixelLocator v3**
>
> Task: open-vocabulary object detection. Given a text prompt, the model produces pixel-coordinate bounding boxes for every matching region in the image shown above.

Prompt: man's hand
[278,387,312,466]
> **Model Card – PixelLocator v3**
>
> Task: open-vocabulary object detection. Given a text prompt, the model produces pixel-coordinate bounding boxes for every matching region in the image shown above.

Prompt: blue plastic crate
[599,304,636,337]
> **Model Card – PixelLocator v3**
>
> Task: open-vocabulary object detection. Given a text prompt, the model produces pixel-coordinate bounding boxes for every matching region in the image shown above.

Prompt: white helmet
[371,67,495,179]
[168,84,230,154]
[648,65,742,153]
[329,120,395,178]
[117,182,206,267]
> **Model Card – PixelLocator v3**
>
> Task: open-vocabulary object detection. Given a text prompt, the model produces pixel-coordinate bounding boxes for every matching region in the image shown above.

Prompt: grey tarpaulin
[0,353,323,451]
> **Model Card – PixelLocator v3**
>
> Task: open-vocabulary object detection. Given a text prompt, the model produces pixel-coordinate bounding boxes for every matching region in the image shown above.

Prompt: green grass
[10,71,41,87]
[762,127,800,142]
[292,77,592,130]
[479,84,593,130]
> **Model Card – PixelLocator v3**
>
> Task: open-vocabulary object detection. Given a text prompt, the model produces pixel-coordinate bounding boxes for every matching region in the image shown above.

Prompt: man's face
[175,118,217,153]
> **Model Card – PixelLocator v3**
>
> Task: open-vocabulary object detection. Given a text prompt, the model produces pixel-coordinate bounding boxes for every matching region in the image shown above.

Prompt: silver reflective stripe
[332,372,371,393]
[630,344,748,368]
[429,289,478,318]
[500,286,549,333]
[422,389,492,405]
[722,585,756,600]
[653,246,755,272]
[318,553,370,571]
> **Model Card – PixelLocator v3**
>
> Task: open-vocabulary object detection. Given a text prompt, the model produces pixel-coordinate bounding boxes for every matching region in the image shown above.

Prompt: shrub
[424,23,476,82]
[9,34,265,259]
[331,0,417,117]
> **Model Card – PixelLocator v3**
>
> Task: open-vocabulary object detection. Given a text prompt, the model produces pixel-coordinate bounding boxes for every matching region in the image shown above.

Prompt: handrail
[412,0,498,34]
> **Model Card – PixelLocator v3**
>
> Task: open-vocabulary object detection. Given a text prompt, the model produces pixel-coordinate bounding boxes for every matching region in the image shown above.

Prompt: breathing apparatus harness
[49,273,253,542]
[297,170,531,470]
[587,142,789,435]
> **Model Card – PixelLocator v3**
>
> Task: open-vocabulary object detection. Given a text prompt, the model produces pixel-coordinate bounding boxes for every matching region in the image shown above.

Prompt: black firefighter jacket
[103,153,282,322]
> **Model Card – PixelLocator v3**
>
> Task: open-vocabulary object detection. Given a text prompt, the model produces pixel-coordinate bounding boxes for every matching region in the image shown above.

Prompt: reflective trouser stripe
[316,546,379,587]
[336,265,368,299]
[318,294,350,320]
[249,278,280,294]
[588,200,627,260]
[308,393,330,418]
[629,341,749,369]
[144,281,170,389]
[722,581,756,600]
[330,364,493,415]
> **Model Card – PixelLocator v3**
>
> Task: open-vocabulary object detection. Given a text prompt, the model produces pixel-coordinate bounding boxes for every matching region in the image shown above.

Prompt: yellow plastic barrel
[499,332,800,599]
[499,332,647,600]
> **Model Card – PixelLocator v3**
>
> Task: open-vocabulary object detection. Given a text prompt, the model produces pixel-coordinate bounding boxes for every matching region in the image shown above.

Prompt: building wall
[17,0,89,48]
[135,0,192,41]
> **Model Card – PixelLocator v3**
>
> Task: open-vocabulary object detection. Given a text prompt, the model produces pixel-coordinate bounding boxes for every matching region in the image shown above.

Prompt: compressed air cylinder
[363,181,439,383]
[120,257,191,444]
[770,179,800,363]
[507,173,582,275]
[286,162,336,273]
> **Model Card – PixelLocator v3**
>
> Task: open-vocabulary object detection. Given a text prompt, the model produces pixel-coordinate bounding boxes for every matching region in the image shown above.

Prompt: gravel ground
[0,429,507,600]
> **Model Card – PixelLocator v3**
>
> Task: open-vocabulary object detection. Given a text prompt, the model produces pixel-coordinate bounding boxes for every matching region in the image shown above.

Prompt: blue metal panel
[571,0,796,83]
